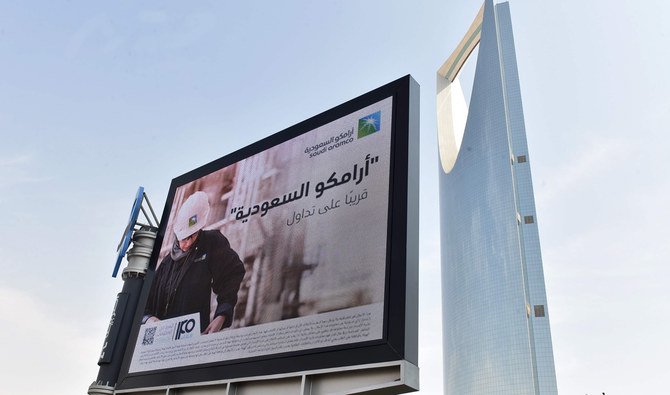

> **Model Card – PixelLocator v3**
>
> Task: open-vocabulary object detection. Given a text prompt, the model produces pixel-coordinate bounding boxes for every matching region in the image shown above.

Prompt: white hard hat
[174,191,210,240]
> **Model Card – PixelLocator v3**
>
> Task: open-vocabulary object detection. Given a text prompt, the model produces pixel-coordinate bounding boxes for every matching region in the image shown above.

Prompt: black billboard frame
[115,75,419,391]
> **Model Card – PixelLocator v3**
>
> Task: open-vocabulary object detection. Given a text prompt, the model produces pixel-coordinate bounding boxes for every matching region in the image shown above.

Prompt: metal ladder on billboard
[89,187,160,395]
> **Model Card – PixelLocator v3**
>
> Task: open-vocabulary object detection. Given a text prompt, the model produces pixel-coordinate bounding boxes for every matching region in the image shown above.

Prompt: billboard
[116,75,419,390]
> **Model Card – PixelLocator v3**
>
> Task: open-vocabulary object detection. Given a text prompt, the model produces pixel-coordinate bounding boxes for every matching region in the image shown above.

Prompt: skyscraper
[437,1,558,394]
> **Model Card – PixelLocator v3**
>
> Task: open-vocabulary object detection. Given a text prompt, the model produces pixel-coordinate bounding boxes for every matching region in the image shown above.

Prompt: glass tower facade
[437,1,558,394]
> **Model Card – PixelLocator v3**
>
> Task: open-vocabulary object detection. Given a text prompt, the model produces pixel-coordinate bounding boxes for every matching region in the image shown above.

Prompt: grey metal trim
[122,228,157,278]
[113,360,418,394]
[88,383,115,395]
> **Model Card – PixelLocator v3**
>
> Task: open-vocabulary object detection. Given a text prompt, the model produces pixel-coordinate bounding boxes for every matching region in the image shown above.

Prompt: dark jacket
[145,230,245,332]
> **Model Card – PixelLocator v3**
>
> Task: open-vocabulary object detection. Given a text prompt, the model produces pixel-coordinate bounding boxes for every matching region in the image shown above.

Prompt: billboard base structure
[113,361,418,395]
[90,188,160,395]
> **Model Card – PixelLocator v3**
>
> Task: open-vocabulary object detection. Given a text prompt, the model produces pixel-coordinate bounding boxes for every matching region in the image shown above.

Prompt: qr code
[142,327,156,345]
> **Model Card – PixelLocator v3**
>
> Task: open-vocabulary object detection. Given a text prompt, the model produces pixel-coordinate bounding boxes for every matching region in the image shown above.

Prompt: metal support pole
[88,227,156,395]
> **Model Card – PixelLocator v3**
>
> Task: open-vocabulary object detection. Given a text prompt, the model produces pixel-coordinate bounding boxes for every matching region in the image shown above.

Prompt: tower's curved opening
[436,4,483,174]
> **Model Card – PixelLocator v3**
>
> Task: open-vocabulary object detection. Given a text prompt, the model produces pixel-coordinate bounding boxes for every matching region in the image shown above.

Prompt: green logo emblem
[357,111,381,138]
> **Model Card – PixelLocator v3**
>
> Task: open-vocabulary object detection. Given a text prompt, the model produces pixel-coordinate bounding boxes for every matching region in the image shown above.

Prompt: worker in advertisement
[142,191,246,334]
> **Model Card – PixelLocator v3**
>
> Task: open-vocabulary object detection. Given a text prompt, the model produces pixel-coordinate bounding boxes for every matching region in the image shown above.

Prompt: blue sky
[1,1,669,394]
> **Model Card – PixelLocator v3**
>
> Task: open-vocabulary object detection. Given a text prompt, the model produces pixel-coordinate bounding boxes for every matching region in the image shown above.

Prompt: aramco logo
[357,111,381,138]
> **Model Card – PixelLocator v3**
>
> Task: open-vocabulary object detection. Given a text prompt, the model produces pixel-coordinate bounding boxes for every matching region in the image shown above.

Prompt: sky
[1,1,669,394]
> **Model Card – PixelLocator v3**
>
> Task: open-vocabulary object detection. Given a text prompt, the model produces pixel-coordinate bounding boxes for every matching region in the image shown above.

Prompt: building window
[524,215,534,224]
[534,305,545,317]
[517,155,527,163]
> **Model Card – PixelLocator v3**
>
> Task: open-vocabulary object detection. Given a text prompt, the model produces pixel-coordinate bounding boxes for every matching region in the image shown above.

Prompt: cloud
[65,14,124,59]
[0,153,32,167]
[138,10,169,24]
[535,136,627,205]
[0,153,52,189]
[0,287,106,395]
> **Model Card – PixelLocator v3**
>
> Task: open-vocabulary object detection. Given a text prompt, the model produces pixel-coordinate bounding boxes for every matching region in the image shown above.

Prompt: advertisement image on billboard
[116,75,418,390]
